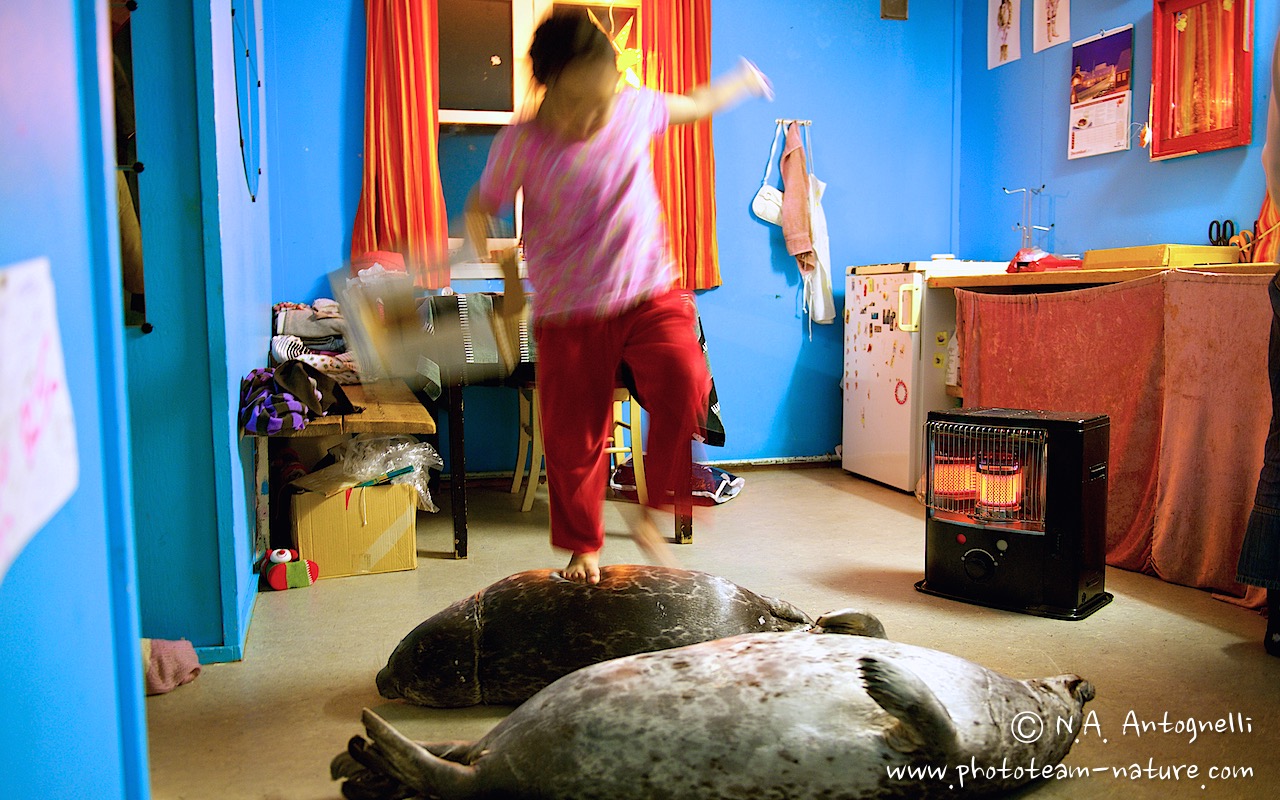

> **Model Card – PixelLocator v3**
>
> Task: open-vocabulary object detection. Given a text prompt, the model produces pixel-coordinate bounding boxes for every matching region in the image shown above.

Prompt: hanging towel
[780,123,815,272]
[804,131,836,326]
[781,123,836,329]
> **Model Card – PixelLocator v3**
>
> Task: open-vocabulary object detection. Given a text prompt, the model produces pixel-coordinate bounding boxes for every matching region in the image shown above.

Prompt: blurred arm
[1263,34,1280,201]
[665,58,772,126]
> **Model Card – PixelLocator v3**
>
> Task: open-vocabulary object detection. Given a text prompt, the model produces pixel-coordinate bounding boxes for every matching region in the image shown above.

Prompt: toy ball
[269,548,298,564]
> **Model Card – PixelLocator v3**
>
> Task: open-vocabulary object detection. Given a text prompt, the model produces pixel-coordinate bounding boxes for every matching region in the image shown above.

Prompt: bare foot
[632,508,680,569]
[563,551,601,584]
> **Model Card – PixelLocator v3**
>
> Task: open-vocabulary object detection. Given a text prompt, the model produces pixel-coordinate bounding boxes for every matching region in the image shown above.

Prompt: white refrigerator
[840,260,1004,492]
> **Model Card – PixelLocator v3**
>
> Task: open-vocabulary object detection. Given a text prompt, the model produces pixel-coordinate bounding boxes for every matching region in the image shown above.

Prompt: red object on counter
[1006,247,1083,273]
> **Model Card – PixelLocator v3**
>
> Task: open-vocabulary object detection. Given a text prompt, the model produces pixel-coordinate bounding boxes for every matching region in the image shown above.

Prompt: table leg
[253,438,270,563]
[673,437,693,545]
[447,386,468,559]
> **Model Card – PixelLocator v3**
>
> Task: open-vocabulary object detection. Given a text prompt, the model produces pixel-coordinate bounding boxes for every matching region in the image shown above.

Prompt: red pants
[534,289,710,555]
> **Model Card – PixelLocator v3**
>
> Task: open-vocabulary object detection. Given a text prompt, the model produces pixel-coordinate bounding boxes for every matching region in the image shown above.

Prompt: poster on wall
[0,257,79,587]
[988,0,1021,69]
[1067,25,1134,160]
[1034,0,1071,52]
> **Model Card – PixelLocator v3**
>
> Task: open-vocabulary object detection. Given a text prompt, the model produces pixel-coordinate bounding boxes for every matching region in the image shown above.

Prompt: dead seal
[340,631,1094,800]
[376,565,820,707]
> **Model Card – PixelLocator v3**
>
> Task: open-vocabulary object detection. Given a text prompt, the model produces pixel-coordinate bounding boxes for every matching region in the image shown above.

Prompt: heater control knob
[962,549,997,582]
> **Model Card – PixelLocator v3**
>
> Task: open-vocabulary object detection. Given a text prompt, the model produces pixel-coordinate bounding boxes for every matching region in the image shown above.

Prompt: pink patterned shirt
[478,89,676,323]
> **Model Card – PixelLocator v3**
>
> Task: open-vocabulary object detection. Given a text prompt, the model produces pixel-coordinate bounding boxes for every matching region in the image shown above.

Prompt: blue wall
[958,0,1280,259]
[265,0,962,470]
[703,0,959,460]
[0,2,147,797]
[265,1,367,305]
[126,1,271,661]
[193,0,275,659]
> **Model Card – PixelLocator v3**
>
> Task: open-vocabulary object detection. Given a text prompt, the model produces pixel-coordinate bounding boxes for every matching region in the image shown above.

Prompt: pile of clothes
[271,298,360,384]
[238,360,359,436]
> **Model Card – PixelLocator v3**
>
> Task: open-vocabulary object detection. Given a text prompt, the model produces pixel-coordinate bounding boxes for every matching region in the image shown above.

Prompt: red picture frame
[1150,0,1253,160]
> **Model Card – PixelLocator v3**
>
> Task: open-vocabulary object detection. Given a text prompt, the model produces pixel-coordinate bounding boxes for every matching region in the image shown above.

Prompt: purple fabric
[239,368,308,435]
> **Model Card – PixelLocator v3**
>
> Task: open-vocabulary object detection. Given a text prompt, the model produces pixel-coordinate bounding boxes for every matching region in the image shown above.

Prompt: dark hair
[529,9,615,86]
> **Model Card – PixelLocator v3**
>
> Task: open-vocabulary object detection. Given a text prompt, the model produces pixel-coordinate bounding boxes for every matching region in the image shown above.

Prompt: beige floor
[146,465,1280,799]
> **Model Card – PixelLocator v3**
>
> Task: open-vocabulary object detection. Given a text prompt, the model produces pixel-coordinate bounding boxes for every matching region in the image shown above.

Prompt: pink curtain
[956,272,1270,607]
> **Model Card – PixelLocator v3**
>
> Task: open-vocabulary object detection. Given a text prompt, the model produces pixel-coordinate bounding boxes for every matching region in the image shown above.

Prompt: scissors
[1229,227,1255,261]
[1208,219,1236,246]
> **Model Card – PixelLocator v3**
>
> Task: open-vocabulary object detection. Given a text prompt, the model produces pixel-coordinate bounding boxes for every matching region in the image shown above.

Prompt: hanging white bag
[751,122,785,226]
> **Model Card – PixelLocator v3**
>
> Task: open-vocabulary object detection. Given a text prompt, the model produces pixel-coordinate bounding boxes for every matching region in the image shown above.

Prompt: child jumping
[467,8,771,583]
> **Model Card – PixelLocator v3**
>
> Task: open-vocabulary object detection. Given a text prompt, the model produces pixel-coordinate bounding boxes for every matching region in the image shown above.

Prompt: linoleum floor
[145,466,1280,799]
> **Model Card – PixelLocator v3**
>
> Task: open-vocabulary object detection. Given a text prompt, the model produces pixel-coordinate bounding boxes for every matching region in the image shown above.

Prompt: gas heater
[915,408,1113,620]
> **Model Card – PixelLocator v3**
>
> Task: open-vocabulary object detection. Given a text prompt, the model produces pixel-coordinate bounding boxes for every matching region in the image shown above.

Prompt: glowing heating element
[976,456,1024,510]
[933,455,977,498]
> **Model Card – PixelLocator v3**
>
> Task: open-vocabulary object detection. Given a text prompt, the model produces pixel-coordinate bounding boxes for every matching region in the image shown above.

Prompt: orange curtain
[351,0,450,289]
[1173,3,1236,137]
[1255,192,1280,263]
[641,0,720,290]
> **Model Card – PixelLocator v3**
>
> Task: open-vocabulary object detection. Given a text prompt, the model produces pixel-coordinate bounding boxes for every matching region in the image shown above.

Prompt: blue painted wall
[193,0,275,658]
[265,1,367,305]
[958,0,1280,259]
[703,0,959,460]
[126,0,270,660]
[0,2,147,798]
[265,0,961,470]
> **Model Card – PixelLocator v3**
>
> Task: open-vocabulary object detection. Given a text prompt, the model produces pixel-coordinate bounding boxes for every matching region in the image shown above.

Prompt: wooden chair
[512,386,647,511]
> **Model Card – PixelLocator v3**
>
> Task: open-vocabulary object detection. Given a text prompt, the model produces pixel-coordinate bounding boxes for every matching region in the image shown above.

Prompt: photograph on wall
[1034,0,1071,52]
[988,0,1021,69]
[1067,25,1133,159]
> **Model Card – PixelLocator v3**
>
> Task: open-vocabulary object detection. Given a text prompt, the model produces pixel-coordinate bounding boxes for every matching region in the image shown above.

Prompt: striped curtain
[1255,192,1279,264]
[641,0,720,290]
[1171,3,1236,138]
[351,0,450,289]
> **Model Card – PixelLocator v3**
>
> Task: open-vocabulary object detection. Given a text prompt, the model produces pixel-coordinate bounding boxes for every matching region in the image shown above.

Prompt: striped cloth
[350,0,450,289]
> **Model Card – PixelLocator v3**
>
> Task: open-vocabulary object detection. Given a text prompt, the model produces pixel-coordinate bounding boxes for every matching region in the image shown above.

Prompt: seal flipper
[859,657,957,756]
[815,609,887,639]
[332,740,417,800]
[361,708,479,800]
[759,593,814,629]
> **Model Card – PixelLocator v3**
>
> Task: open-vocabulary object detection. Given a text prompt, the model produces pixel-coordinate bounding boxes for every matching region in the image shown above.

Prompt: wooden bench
[249,380,464,558]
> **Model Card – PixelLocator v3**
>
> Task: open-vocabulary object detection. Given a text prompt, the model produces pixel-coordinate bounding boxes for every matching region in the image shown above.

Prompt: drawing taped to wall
[0,257,79,586]
[989,0,1021,69]
[1034,0,1071,53]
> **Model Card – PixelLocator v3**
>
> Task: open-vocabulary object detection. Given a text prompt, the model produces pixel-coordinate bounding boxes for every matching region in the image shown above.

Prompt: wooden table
[928,261,1278,289]
[250,381,459,558]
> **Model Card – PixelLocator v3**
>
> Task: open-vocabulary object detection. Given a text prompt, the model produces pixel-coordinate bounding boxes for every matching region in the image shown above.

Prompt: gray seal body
[344,632,1094,800]
[376,565,815,707]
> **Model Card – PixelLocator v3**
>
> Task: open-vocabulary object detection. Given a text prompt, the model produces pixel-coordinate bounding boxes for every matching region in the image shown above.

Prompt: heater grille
[924,421,1048,530]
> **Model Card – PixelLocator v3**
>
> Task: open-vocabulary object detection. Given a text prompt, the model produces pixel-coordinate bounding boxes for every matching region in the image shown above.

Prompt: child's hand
[739,58,774,101]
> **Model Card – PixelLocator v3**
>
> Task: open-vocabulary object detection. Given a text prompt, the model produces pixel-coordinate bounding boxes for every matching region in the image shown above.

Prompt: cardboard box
[291,473,417,579]
[1081,244,1241,270]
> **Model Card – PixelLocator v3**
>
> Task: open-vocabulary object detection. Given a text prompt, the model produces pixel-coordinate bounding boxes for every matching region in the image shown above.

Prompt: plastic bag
[329,434,444,513]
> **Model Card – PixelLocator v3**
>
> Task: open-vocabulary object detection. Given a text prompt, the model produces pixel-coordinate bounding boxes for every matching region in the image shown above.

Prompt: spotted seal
[376,565,826,707]
[339,631,1093,799]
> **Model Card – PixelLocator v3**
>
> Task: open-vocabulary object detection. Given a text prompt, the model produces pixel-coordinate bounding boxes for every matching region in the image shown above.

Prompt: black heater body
[915,408,1113,620]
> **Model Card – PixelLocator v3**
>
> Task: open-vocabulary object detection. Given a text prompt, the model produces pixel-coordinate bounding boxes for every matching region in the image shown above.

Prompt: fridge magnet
[989,0,1021,69]
[1034,0,1070,53]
